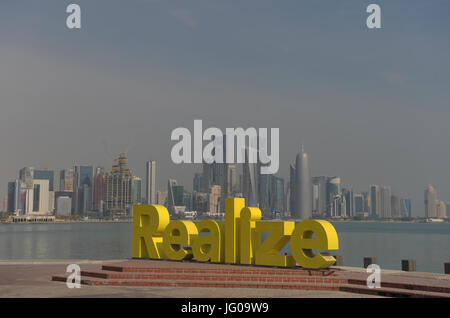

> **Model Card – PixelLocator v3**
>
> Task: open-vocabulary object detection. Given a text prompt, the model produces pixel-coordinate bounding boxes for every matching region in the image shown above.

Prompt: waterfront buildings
[4,146,430,220]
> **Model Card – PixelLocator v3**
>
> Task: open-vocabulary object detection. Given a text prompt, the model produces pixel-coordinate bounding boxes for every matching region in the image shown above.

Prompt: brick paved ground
[0,259,379,298]
[3,259,450,298]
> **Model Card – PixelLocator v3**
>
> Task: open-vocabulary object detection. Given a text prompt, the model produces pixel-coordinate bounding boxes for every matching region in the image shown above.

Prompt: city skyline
[5,148,447,219]
[0,1,449,217]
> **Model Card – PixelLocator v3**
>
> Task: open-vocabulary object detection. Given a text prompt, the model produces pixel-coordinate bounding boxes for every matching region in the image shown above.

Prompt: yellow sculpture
[132,198,339,269]
[192,220,224,263]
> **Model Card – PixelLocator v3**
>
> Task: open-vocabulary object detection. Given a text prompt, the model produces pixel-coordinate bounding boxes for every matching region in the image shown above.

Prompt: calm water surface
[0,221,449,273]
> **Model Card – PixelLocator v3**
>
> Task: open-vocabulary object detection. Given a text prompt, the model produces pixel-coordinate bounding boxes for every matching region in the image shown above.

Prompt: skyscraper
[227,164,237,195]
[425,185,437,218]
[370,185,381,218]
[437,201,447,219]
[343,187,354,217]
[146,160,156,204]
[56,196,72,216]
[59,169,74,192]
[200,135,229,211]
[354,193,365,214]
[168,179,184,214]
[259,174,270,216]
[330,194,346,217]
[292,145,312,220]
[201,164,213,193]
[400,198,412,218]
[326,177,341,216]
[132,176,142,204]
[7,180,20,213]
[33,169,54,192]
[19,167,34,184]
[208,185,222,215]
[270,176,285,216]
[193,192,208,215]
[103,154,135,216]
[391,195,400,218]
[289,165,296,215]
[25,179,50,215]
[73,164,94,214]
[312,176,328,216]
[380,186,392,218]
[157,191,168,206]
[193,173,202,192]
[93,167,104,213]
[242,149,259,207]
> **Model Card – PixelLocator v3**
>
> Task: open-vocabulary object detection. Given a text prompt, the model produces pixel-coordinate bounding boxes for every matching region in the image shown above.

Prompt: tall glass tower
[293,145,312,219]
[146,161,156,204]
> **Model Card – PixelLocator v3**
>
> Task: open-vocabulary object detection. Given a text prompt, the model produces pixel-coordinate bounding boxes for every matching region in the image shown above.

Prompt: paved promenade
[0,259,376,298]
[2,259,450,298]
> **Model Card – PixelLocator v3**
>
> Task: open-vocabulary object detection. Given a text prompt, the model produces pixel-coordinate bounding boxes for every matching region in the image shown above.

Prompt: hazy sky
[0,0,449,216]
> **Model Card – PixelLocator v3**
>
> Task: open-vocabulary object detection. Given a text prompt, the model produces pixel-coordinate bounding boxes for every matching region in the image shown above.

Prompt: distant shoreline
[1,218,448,225]
[0,219,132,225]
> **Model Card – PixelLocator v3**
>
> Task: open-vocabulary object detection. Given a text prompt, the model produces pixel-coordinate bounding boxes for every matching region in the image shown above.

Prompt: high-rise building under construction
[104,153,136,217]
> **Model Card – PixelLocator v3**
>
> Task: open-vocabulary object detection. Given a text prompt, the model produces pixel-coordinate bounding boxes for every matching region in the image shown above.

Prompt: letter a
[66,4,81,29]
[366,264,381,289]
[366,4,381,29]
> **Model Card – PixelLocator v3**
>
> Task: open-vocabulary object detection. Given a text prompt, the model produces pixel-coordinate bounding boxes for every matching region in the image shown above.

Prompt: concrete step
[340,284,450,298]
[79,270,348,284]
[101,264,336,277]
[52,275,342,291]
[347,278,450,295]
